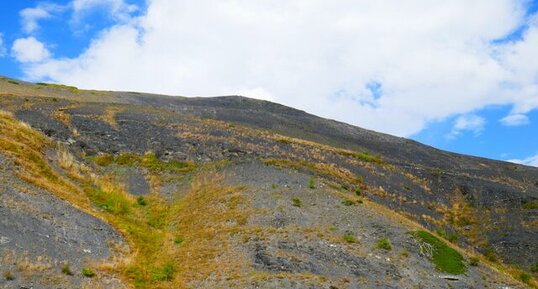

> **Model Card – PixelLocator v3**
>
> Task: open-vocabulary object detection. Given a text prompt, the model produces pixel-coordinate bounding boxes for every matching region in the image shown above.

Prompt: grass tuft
[61,263,74,276]
[81,267,95,278]
[343,234,358,243]
[376,238,392,250]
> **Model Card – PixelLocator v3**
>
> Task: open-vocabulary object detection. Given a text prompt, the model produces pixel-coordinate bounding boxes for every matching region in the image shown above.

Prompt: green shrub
[174,236,184,245]
[531,261,538,273]
[151,263,174,281]
[308,176,315,189]
[410,230,466,274]
[292,197,302,207]
[88,188,131,215]
[7,80,19,85]
[342,200,355,206]
[137,196,147,206]
[343,234,358,243]
[376,238,392,250]
[3,271,14,281]
[61,264,73,275]
[483,247,497,262]
[354,188,362,196]
[81,267,95,278]
[522,201,538,210]
[519,272,531,284]
[94,154,114,166]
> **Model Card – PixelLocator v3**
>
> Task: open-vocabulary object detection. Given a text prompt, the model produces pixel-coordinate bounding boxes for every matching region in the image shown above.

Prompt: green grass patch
[376,238,392,250]
[150,263,175,281]
[338,150,383,164]
[531,261,538,273]
[410,230,466,274]
[136,196,147,206]
[522,201,538,210]
[93,152,194,173]
[308,176,315,189]
[342,199,356,206]
[81,267,95,278]
[343,234,358,243]
[88,188,131,215]
[61,263,73,275]
[292,197,302,207]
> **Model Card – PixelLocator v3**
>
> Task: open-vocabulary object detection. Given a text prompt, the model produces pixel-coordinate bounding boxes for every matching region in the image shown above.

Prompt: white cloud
[71,0,138,23]
[448,114,486,138]
[11,37,50,63]
[508,153,538,167]
[20,3,64,34]
[16,1,538,136]
[0,33,6,57]
[500,113,529,126]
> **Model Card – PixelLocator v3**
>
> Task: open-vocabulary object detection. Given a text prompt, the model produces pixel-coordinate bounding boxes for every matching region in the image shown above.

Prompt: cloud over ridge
[13,0,538,137]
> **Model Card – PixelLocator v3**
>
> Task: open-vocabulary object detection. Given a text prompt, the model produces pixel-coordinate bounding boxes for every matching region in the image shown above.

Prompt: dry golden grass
[101,106,124,128]
[0,110,90,210]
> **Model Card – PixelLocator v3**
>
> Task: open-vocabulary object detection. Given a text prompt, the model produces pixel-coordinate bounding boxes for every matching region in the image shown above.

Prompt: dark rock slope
[0,76,537,288]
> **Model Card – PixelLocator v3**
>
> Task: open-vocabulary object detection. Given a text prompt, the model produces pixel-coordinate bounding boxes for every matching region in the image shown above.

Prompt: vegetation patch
[3,271,15,281]
[61,263,74,276]
[94,152,194,174]
[337,150,383,164]
[264,158,363,185]
[376,238,392,250]
[308,176,315,189]
[292,197,302,207]
[410,230,466,275]
[343,234,358,243]
[81,267,95,278]
[522,201,538,210]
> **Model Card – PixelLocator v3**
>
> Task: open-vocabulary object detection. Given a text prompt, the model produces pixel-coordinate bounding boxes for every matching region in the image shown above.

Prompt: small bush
[484,247,497,262]
[292,197,302,207]
[404,185,411,190]
[469,257,479,266]
[94,154,114,166]
[342,200,355,206]
[531,261,538,273]
[376,238,392,250]
[137,196,147,206]
[174,236,184,245]
[354,188,362,196]
[7,80,19,85]
[308,176,315,189]
[81,267,95,278]
[447,233,459,243]
[62,264,74,275]
[151,263,174,281]
[519,272,531,284]
[343,234,358,243]
[436,228,446,237]
[3,271,14,281]
[522,201,538,210]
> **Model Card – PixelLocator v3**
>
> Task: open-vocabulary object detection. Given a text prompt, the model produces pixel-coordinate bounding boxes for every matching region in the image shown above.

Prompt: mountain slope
[0,76,537,288]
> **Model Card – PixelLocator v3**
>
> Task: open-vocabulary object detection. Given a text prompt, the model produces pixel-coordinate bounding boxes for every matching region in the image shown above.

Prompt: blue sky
[0,1,538,166]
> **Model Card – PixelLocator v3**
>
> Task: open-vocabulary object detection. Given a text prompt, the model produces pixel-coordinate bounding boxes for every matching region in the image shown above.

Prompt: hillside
[0,76,537,289]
